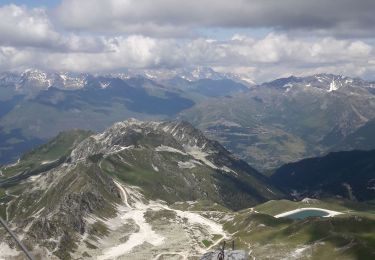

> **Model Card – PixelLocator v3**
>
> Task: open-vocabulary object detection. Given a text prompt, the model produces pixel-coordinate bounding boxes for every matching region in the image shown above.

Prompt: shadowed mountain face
[0,119,283,259]
[271,150,375,201]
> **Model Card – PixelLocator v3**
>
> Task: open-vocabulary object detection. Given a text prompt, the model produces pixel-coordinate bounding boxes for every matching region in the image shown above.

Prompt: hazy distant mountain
[0,69,88,94]
[2,69,375,171]
[0,69,250,164]
[181,73,375,170]
[334,118,375,152]
[115,66,256,85]
[0,67,253,92]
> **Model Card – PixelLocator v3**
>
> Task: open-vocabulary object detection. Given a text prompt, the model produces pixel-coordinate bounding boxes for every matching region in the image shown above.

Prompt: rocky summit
[0,119,281,259]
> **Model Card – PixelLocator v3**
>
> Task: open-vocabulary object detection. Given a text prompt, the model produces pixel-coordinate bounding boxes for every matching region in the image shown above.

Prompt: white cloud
[56,0,375,38]
[56,0,192,37]
[1,31,374,82]
[0,4,109,52]
[1,2,375,81]
[0,5,59,48]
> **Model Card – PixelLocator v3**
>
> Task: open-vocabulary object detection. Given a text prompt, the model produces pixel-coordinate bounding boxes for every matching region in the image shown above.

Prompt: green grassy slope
[222,199,375,259]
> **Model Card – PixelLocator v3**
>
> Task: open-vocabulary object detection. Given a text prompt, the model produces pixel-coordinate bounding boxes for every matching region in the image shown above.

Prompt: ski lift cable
[0,217,35,260]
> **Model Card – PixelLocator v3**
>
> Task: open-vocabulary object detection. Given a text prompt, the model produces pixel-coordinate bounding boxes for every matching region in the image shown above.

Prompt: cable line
[0,217,35,260]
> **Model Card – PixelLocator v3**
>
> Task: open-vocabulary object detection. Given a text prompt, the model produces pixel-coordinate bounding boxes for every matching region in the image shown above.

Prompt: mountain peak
[71,119,219,163]
[0,69,88,91]
[0,117,284,259]
[261,73,374,93]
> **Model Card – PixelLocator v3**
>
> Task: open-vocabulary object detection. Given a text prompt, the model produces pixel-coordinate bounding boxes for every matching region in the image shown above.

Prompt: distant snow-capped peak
[328,79,339,92]
[110,67,256,85]
[0,69,88,91]
[262,73,375,93]
[0,67,256,92]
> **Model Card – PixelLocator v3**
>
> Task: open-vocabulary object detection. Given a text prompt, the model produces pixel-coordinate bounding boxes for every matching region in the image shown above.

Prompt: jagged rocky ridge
[0,119,282,259]
[69,119,281,207]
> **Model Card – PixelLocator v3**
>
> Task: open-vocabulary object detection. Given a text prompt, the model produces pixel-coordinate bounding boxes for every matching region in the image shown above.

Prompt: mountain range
[2,68,375,172]
[181,73,375,170]
[0,68,251,165]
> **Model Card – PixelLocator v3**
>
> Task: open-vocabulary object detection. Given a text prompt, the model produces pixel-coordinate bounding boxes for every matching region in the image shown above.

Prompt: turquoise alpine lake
[282,209,329,220]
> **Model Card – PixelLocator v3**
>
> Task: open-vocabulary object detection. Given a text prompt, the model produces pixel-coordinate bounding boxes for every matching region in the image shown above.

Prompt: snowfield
[78,181,228,259]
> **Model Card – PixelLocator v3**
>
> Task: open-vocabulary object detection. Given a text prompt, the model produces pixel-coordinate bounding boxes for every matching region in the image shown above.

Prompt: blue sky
[0,0,60,7]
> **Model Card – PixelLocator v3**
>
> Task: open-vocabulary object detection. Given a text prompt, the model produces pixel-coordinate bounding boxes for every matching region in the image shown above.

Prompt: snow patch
[178,161,196,169]
[97,181,228,259]
[152,164,159,172]
[183,145,237,174]
[99,82,110,89]
[183,145,216,169]
[28,175,42,182]
[289,245,310,259]
[108,145,134,154]
[98,210,164,260]
[0,243,19,259]
[155,145,186,155]
[328,80,339,92]
[168,208,225,236]
[41,159,58,165]
[283,83,293,88]
[99,182,164,259]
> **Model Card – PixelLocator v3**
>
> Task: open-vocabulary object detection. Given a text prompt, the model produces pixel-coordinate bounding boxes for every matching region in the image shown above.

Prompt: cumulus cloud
[0,5,60,48]
[1,32,374,81]
[0,4,108,52]
[1,1,375,82]
[56,0,375,38]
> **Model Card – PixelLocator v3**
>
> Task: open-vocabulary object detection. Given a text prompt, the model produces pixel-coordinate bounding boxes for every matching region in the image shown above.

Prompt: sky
[1,0,375,82]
